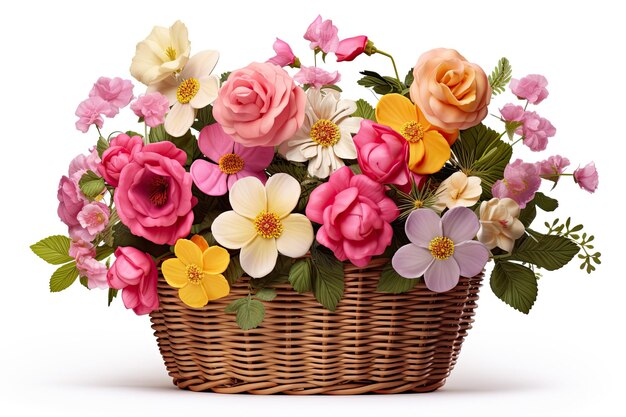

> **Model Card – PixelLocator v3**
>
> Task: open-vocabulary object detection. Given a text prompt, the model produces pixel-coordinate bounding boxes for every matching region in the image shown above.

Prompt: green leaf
[266,155,308,182]
[490,261,537,314]
[192,104,216,131]
[504,120,522,140]
[289,259,313,293]
[79,276,89,288]
[31,235,73,265]
[96,136,109,158]
[534,192,559,212]
[225,297,247,313]
[518,201,536,228]
[78,170,105,200]
[310,247,344,311]
[236,298,265,331]
[108,288,118,306]
[50,262,79,292]
[510,233,579,271]
[353,99,376,121]
[255,288,277,301]
[404,68,414,89]
[357,70,402,95]
[488,57,512,96]
[96,245,114,261]
[223,255,243,285]
[112,222,169,257]
[377,262,418,293]
[220,72,231,83]
[148,125,199,165]
[251,255,292,289]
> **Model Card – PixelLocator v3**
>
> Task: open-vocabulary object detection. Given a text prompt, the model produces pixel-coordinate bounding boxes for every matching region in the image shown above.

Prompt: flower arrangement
[32,17,601,331]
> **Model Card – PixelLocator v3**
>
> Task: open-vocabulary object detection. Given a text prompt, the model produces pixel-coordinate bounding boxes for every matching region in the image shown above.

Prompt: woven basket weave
[150,258,482,394]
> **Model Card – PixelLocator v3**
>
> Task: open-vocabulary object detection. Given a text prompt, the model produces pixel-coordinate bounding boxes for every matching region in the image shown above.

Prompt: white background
[0,0,623,416]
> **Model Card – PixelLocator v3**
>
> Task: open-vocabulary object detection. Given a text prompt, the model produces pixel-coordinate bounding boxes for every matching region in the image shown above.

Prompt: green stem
[95,126,104,139]
[491,253,512,260]
[314,49,317,67]
[374,49,402,87]
[144,123,148,144]
[511,137,523,146]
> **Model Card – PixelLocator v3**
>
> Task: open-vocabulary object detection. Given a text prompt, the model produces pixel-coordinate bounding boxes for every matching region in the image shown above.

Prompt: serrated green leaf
[236,298,265,331]
[311,247,344,311]
[112,222,169,257]
[357,70,402,95]
[223,256,243,285]
[534,192,559,212]
[96,136,109,158]
[50,262,79,292]
[490,261,537,314]
[377,262,418,293]
[488,57,512,96]
[192,104,216,132]
[79,170,105,200]
[353,99,376,121]
[255,288,277,301]
[31,235,73,265]
[266,155,308,182]
[510,233,579,270]
[108,288,118,306]
[79,276,89,288]
[220,72,231,83]
[225,297,247,313]
[289,259,313,293]
[404,68,414,88]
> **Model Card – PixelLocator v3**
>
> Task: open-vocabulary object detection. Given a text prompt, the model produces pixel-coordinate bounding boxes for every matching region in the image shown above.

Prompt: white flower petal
[181,50,219,79]
[337,116,362,133]
[317,90,339,120]
[146,76,179,105]
[333,130,357,159]
[266,174,301,218]
[331,99,358,124]
[276,214,314,258]
[211,211,257,249]
[190,75,219,109]
[164,103,195,137]
[229,176,267,219]
[240,236,278,278]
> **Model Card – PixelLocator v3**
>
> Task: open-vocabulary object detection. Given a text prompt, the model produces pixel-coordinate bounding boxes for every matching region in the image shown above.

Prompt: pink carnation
[536,155,570,182]
[73,202,110,241]
[510,74,549,105]
[89,76,134,115]
[69,239,96,260]
[294,66,341,89]
[520,111,556,152]
[75,96,115,133]
[499,103,525,122]
[107,247,159,315]
[574,162,599,193]
[492,159,541,208]
[69,147,101,179]
[130,93,169,128]
[306,166,399,267]
[268,38,297,67]
[98,133,144,186]
[304,15,339,53]
[77,257,109,289]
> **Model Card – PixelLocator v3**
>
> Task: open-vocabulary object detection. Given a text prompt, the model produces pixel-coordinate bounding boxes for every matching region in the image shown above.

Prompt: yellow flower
[161,236,230,308]
[375,93,457,175]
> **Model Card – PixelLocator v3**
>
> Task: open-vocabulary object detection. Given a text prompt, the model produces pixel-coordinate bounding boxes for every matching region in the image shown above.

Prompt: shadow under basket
[150,258,483,394]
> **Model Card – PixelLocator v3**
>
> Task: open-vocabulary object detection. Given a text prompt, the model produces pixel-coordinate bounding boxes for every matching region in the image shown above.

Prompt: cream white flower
[130,20,191,86]
[477,197,525,253]
[279,88,361,179]
[434,171,482,211]
[148,51,220,137]
[211,174,314,278]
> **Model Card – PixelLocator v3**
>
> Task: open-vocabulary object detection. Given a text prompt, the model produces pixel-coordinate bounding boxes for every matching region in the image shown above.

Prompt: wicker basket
[150,258,483,394]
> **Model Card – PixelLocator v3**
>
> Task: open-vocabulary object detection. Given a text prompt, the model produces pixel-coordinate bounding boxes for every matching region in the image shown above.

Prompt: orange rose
[410,48,491,131]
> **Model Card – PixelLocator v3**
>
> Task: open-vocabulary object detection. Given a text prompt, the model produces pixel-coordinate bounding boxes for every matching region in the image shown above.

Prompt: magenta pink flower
[98,133,144,186]
[190,124,273,196]
[114,141,197,245]
[77,256,108,289]
[73,202,110,241]
[294,66,341,89]
[336,35,368,62]
[130,92,169,128]
[574,162,599,193]
[392,207,489,293]
[268,38,297,67]
[57,176,86,228]
[510,74,549,104]
[306,166,399,267]
[213,62,306,147]
[499,103,525,122]
[75,96,115,133]
[536,155,570,182]
[89,76,134,115]
[492,159,541,208]
[353,120,410,187]
[107,247,159,315]
[304,15,339,53]
[520,111,556,151]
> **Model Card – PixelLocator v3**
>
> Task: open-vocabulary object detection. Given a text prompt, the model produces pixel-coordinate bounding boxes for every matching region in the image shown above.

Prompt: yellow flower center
[186,264,203,285]
[218,153,245,175]
[414,199,424,209]
[165,46,177,61]
[176,78,200,104]
[254,211,284,239]
[310,119,341,147]
[401,121,425,143]
[428,236,455,260]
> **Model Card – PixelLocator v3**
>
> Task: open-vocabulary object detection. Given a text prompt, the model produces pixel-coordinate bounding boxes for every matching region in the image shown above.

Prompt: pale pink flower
[536,155,570,182]
[520,111,556,151]
[510,74,549,104]
[74,202,110,241]
[57,176,86,228]
[69,147,101,178]
[499,103,525,122]
[77,257,109,289]
[89,76,134,115]
[574,162,599,193]
[492,159,541,209]
[69,239,96,260]
[294,66,341,89]
[304,15,339,53]
[75,96,115,133]
[268,38,297,67]
[130,92,170,128]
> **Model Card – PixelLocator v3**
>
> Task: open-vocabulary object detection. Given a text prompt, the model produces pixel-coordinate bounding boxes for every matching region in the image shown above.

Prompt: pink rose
[492,159,541,208]
[294,66,341,89]
[410,48,491,130]
[306,166,399,267]
[353,120,410,187]
[213,62,306,147]
[89,76,134,115]
[520,111,556,152]
[268,38,297,67]
[107,247,159,315]
[537,155,570,182]
[335,35,368,62]
[304,15,339,53]
[510,74,549,105]
[130,93,169,128]
[499,104,525,122]
[114,141,197,245]
[73,202,110,241]
[57,176,86,228]
[98,133,144,186]
[75,96,115,133]
[574,162,599,193]
[77,257,108,289]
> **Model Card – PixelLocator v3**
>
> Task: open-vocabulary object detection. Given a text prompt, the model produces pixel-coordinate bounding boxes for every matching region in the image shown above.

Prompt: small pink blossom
[510,74,549,104]
[304,15,339,53]
[574,162,599,193]
[130,93,170,128]
[492,159,541,209]
[69,147,101,180]
[268,38,297,67]
[336,36,369,62]
[74,202,110,241]
[499,103,525,122]
[69,239,96,260]
[75,96,115,133]
[520,111,556,151]
[107,247,159,315]
[536,155,570,182]
[77,257,109,289]
[57,176,86,228]
[294,66,341,89]
[89,76,134,115]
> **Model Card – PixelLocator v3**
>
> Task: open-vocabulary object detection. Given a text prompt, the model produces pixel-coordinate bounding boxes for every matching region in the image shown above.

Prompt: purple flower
[499,103,525,122]
[392,207,489,293]
[520,111,556,151]
[492,159,541,209]
[574,162,599,193]
[510,74,549,104]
